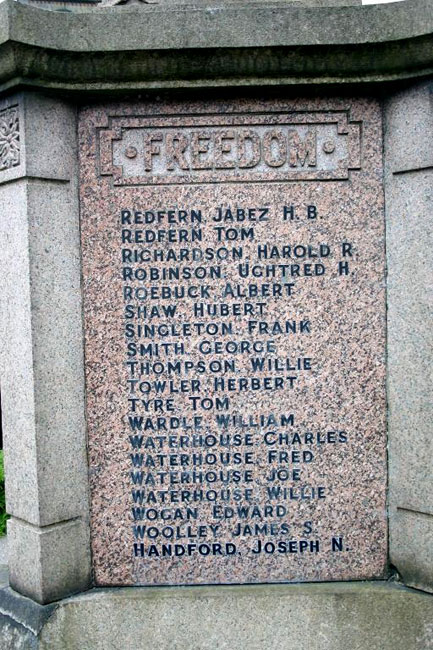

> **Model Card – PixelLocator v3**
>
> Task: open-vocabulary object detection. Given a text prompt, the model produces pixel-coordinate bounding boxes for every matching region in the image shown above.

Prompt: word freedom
[139,127,317,173]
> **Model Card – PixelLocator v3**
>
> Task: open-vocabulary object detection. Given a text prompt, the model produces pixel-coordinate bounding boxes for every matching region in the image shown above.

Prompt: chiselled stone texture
[7,518,90,605]
[0,585,56,650]
[1,582,432,650]
[0,0,432,93]
[385,80,433,593]
[0,93,91,604]
[37,583,433,650]
[79,97,387,587]
[0,106,19,171]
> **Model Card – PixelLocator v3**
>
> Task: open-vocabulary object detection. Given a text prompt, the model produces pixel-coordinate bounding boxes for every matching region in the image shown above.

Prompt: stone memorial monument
[0,0,432,647]
[82,97,387,587]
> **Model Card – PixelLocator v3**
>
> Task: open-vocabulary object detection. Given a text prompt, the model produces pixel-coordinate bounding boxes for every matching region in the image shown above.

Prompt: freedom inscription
[79,98,387,586]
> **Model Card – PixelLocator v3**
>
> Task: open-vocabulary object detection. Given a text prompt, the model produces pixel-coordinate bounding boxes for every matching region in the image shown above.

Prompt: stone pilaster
[0,93,91,604]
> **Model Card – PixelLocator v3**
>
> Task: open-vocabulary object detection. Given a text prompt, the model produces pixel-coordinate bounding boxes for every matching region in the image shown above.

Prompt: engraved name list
[79,99,387,586]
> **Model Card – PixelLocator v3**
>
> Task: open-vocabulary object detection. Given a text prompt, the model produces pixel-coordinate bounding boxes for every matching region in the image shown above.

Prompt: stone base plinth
[0,582,432,649]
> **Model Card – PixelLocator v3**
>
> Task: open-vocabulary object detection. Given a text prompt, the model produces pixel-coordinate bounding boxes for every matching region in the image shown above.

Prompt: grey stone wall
[0,93,91,604]
[385,79,433,593]
[0,3,430,646]
[0,582,431,650]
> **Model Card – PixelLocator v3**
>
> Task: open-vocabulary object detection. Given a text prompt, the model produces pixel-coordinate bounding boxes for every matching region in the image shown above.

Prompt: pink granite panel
[79,98,387,587]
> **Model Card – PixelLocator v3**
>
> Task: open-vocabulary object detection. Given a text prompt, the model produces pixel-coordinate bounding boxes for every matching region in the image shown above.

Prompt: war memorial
[0,0,432,647]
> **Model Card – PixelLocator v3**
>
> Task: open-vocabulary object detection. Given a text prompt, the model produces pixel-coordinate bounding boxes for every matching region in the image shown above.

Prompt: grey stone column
[384,80,433,593]
[0,93,91,604]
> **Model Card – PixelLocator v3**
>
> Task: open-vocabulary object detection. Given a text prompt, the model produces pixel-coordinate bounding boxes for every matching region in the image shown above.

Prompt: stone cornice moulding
[0,0,431,93]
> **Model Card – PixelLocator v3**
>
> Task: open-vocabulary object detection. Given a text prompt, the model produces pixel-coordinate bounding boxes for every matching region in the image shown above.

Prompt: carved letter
[143,132,163,172]
[238,130,261,169]
[263,129,287,168]
[191,132,212,170]
[166,132,190,171]
[214,130,236,169]
[288,128,317,167]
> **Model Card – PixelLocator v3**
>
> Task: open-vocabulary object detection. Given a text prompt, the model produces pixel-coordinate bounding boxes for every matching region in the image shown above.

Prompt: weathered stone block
[7,518,90,604]
[0,94,91,603]
[384,81,433,592]
[38,583,433,650]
